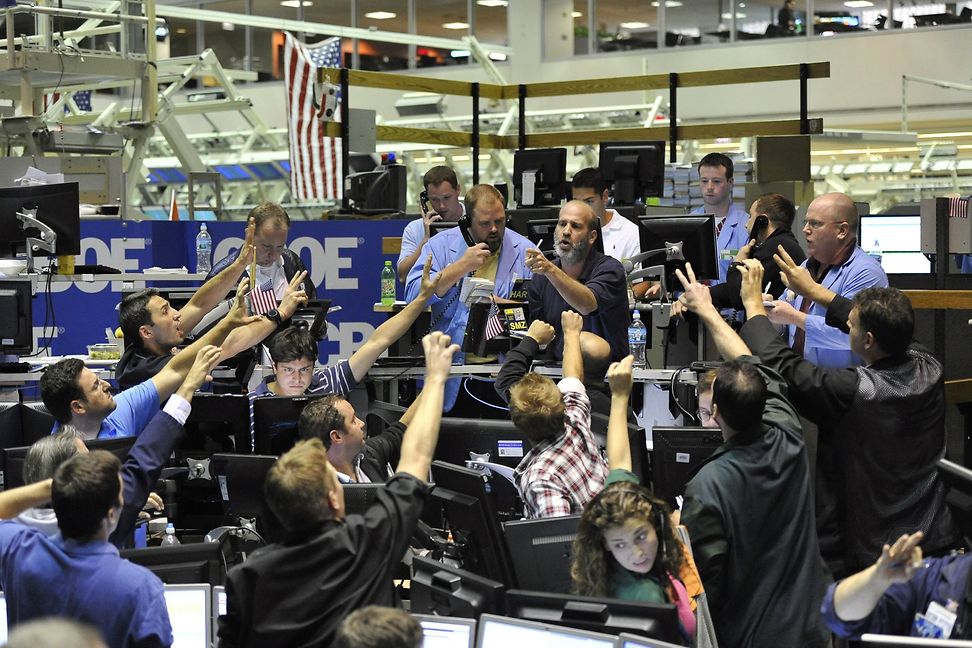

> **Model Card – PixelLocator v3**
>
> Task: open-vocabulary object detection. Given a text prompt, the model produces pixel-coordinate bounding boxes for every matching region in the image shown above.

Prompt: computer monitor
[938,458,972,543]
[0,278,32,355]
[505,590,683,644]
[650,426,723,509]
[859,214,930,274]
[1,436,136,492]
[435,418,532,471]
[616,632,687,648]
[346,164,406,214]
[513,148,567,208]
[252,394,327,456]
[120,542,224,586]
[183,394,253,455]
[412,613,477,648]
[599,141,666,205]
[637,214,719,286]
[431,460,516,586]
[0,182,81,257]
[0,592,6,643]
[507,207,559,237]
[410,555,506,618]
[502,515,580,594]
[477,614,616,647]
[163,583,211,648]
[525,217,605,256]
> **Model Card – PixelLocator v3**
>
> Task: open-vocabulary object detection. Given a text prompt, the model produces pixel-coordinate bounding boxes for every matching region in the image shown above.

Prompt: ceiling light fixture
[442,21,471,29]
[364,11,397,19]
[651,1,683,6]
[620,21,650,28]
[722,11,747,18]
[279,0,312,7]
[572,11,583,17]
[450,49,471,57]
[477,0,509,6]
[844,1,874,7]
[488,52,507,61]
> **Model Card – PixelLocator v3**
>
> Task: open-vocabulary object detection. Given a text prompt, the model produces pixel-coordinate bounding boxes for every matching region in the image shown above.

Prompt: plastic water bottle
[195,223,212,274]
[629,310,647,368]
[161,523,181,546]
[381,260,395,306]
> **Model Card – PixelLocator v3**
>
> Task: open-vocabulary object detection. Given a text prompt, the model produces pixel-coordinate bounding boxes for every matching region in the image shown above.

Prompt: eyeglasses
[804,219,847,230]
[696,407,712,422]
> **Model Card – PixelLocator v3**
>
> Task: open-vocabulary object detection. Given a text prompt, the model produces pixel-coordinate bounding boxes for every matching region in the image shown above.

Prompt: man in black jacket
[708,192,806,310]
[676,260,828,648]
[748,248,960,577]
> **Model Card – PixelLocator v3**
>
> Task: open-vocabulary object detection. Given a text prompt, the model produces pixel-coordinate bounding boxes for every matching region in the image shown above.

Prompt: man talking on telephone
[397,166,465,282]
[404,184,532,411]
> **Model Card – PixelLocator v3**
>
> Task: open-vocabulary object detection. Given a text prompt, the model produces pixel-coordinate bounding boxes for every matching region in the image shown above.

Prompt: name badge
[913,600,958,638]
[720,249,738,261]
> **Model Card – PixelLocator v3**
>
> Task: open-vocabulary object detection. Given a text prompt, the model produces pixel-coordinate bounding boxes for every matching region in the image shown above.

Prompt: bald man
[525,200,630,361]
[764,192,888,369]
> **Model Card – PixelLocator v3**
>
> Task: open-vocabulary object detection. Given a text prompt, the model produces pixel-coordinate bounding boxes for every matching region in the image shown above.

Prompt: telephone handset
[420,190,431,215]
[750,214,769,245]
[457,212,476,247]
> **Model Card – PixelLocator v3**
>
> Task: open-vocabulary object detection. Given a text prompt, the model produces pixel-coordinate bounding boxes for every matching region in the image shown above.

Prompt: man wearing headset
[403,184,531,411]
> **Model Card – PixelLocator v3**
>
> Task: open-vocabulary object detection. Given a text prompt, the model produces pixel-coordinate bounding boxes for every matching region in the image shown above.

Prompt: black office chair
[21,402,55,445]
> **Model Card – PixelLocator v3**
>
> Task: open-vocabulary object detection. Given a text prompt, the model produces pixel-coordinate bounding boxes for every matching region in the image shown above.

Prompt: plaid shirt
[515,377,609,519]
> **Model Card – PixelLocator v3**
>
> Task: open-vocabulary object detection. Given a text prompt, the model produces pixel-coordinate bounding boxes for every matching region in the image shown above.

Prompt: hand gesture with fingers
[606,355,634,397]
[184,345,223,392]
[230,279,264,327]
[737,258,766,316]
[278,270,309,320]
[417,254,441,302]
[674,262,714,316]
[423,332,460,382]
[874,531,924,585]
[774,245,815,298]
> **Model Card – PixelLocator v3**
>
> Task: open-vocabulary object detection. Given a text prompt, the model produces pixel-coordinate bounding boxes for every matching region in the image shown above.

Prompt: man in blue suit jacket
[404,184,531,410]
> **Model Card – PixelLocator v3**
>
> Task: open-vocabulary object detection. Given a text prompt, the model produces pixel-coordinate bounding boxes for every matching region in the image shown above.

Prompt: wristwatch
[263,309,283,325]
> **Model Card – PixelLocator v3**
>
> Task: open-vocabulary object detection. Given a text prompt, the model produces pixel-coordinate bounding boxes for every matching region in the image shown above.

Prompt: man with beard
[404,184,532,411]
[526,200,630,361]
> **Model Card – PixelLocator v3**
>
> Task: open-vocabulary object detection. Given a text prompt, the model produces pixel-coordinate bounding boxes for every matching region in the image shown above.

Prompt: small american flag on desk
[249,278,278,316]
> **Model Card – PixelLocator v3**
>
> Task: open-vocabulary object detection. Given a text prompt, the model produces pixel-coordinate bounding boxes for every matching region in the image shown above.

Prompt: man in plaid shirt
[510,310,609,518]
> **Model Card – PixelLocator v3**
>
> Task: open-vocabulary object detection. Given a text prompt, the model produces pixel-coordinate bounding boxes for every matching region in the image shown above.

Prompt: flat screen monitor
[410,554,506,618]
[507,207,559,237]
[937,458,972,543]
[0,279,32,354]
[1,436,135,492]
[163,583,211,648]
[0,592,6,643]
[430,221,458,238]
[183,394,252,455]
[505,590,683,644]
[477,614,616,648]
[599,141,666,204]
[859,215,930,274]
[860,635,972,647]
[120,542,224,586]
[817,13,861,26]
[212,585,226,645]
[650,426,723,509]
[502,515,581,594]
[513,148,567,208]
[617,632,687,648]
[412,613,477,648]
[346,164,406,214]
[637,214,719,284]
[0,182,81,257]
[252,394,327,456]
[431,460,516,586]
[524,217,605,256]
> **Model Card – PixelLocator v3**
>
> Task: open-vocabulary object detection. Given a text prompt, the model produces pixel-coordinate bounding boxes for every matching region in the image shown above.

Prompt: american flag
[73,90,92,112]
[284,32,342,201]
[249,278,278,316]
[483,303,505,342]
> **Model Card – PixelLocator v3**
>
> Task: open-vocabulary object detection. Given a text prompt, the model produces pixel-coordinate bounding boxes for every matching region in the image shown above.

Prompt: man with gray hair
[18,346,223,548]
[6,618,107,648]
[526,200,630,361]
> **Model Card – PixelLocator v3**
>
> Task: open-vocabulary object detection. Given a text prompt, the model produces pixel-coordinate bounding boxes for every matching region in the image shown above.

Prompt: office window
[596,0,658,51]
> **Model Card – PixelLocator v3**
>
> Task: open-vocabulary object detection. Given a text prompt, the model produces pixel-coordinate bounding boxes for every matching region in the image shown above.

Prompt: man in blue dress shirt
[690,152,751,284]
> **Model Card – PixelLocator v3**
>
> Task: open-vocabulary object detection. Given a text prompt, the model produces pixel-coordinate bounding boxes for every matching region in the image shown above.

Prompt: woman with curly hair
[570,356,702,642]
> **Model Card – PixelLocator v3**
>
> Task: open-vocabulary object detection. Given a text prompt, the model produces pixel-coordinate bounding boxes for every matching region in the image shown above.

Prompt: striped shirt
[514,377,609,519]
[246,360,356,451]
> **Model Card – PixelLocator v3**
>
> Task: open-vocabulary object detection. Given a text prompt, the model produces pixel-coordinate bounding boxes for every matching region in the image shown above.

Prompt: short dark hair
[52,450,121,540]
[752,193,796,228]
[464,183,504,217]
[423,165,459,190]
[268,326,319,365]
[40,358,87,424]
[24,432,82,484]
[572,167,608,195]
[264,439,334,530]
[249,202,290,231]
[336,606,423,648]
[698,152,734,180]
[118,288,160,349]
[298,395,346,449]
[853,287,914,357]
[712,360,766,433]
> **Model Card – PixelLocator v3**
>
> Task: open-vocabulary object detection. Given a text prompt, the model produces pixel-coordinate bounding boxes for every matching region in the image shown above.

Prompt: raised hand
[183,345,223,392]
[674,262,714,316]
[606,355,635,397]
[422,331,460,383]
[526,320,555,346]
[525,248,555,275]
[774,244,815,298]
[874,531,924,585]
[278,271,309,320]
[562,310,583,337]
[417,253,441,302]
[230,279,263,327]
